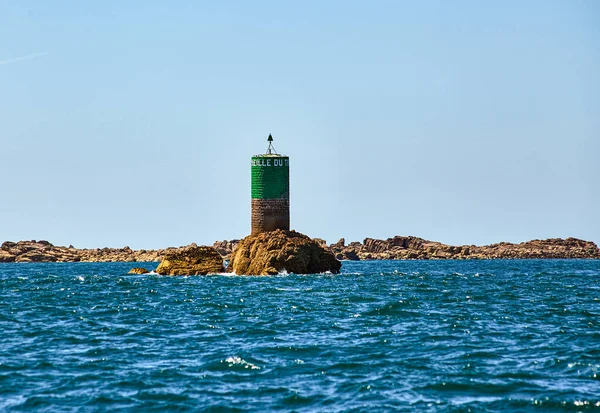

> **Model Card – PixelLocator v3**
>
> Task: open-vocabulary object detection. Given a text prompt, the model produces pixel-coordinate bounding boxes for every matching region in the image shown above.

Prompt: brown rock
[212,239,241,259]
[330,240,364,260]
[155,246,224,276]
[326,236,600,260]
[0,235,597,264]
[313,238,328,247]
[0,240,189,263]
[128,267,150,275]
[228,230,341,275]
[343,249,360,261]
[0,250,16,262]
[1,241,16,251]
[15,251,57,262]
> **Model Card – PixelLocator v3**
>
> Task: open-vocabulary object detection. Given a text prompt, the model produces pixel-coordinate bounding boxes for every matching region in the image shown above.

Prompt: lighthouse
[251,134,290,234]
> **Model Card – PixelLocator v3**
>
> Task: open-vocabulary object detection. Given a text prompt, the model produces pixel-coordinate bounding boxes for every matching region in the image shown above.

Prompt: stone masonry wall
[251,199,290,234]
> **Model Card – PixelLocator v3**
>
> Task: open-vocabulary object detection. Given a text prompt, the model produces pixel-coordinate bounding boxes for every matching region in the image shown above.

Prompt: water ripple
[0,260,599,411]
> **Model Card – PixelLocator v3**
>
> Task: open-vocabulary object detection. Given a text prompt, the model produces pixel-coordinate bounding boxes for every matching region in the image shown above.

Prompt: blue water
[1,260,599,412]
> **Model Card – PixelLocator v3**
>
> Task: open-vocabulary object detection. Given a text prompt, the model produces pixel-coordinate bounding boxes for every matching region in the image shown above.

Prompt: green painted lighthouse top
[251,134,289,199]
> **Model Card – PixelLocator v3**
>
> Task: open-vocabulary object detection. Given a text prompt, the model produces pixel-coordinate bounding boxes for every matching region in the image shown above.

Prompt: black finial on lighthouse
[266,134,277,155]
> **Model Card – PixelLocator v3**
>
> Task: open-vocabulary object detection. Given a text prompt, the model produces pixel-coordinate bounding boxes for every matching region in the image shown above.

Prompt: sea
[0,260,599,412]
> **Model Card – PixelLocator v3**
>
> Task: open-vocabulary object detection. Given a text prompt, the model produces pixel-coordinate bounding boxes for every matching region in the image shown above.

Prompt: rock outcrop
[228,230,342,275]
[128,267,150,274]
[0,240,183,263]
[155,246,224,276]
[1,240,79,262]
[212,239,241,259]
[329,236,600,260]
[1,236,598,264]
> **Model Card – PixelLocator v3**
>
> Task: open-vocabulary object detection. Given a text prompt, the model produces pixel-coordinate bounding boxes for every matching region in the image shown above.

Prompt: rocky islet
[155,245,224,276]
[0,240,179,263]
[329,236,600,260]
[1,235,598,275]
[227,229,341,275]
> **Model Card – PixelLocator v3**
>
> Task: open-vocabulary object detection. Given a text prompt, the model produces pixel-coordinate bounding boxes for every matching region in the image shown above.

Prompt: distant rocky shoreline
[0,236,598,263]
[326,236,600,260]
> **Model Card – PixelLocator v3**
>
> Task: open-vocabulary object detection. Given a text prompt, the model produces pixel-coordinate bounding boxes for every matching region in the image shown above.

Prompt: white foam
[223,356,260,370]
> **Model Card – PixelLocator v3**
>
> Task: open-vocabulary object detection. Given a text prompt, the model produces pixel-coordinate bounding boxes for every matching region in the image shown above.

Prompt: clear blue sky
[1,1,598,249]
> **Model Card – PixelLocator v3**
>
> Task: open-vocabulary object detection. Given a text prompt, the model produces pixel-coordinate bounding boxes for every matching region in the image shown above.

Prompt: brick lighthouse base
[251,199,290,234]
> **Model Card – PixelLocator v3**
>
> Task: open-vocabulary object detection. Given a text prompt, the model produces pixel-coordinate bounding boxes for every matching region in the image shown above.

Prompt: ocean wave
[1,259,599,411]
